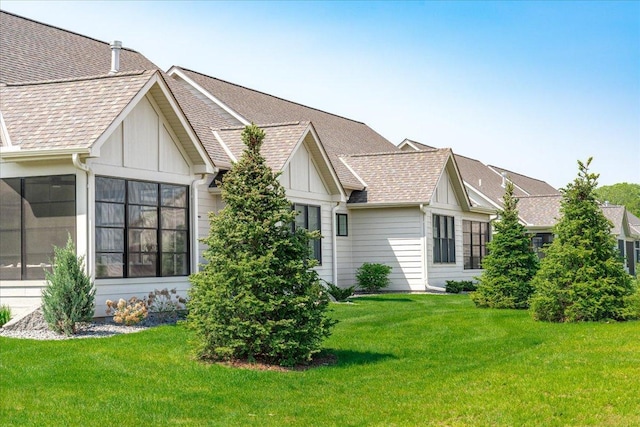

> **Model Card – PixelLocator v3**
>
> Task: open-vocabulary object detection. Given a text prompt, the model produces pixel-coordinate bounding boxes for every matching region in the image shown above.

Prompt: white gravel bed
[0,308,178,340]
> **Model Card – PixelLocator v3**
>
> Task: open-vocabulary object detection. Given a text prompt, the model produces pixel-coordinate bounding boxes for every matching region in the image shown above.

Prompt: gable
[433,169,460,207]
[280,138,329,195]
[94,95,191,175]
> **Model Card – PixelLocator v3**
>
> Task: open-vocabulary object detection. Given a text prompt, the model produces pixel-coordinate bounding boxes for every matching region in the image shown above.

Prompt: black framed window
[336,213,348,237]
[0,175,76,280]
[636,241,640,263]
[463,220,490,269]
[433,214,455,263]
[293,203,321,264]
[95,177,188,279]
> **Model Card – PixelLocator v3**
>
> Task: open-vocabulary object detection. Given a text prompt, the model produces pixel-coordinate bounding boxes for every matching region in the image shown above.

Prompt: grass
[1,294,639,426]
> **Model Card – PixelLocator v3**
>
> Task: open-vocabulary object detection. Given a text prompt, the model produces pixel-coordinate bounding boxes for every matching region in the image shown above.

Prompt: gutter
[72,153,93,279]
[191,170,217,272]
[331,203,341,285]
[420,203,429,290]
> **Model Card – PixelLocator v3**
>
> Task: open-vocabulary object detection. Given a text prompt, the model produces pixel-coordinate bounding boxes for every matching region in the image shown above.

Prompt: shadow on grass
[323,348,397,368]
[351,296,415,303]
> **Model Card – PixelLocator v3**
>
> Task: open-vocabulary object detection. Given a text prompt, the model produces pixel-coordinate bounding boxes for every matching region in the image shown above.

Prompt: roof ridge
[488,164,553,185]
[216,121,305,131]
[344,148,447,158]
[454,152,486,164]
[518,194,563,199]
[3,70,149,87]
[0,10,146,55]
[175,66,370,126]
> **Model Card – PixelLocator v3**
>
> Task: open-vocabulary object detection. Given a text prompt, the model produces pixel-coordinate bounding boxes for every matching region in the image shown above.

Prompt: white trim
[282,124,346,202]
[167,67,250,126]
[212,129,238,163]
[338,157,368,189]
[487,165,529,195]
[398,139,420,151]
[0,111,12,147]
[1,147,91,161]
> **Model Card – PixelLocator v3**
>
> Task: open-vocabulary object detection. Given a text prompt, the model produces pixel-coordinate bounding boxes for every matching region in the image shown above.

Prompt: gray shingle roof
[517,194,562,227]
[1,71,155,150]
[0,10,158,84]
[488,164,559,196]
[342,149,452,205]
[601,205,626,236]
[454,154,529,206]
[214,121,311,171]
[171,67,398,189]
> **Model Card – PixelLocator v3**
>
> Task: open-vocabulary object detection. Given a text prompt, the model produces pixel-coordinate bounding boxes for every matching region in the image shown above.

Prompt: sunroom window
[0,175,76,280]
[95,177,189,279]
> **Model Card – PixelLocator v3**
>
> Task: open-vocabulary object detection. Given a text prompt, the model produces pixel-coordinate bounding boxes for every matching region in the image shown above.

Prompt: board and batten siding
[350,207,425,291]
[89,93,198,316]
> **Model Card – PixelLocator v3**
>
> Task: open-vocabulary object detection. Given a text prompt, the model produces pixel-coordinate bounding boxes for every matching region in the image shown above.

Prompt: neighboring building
[0,11,492,317]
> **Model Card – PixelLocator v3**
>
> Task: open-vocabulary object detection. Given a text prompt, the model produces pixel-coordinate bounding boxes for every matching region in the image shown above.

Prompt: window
[95,177,188,279]
[293,203,321,263]
[336,213,348,237]
[463,220,490,269]
[433,214,455,263]
[618,240,625,258]
[636,241,640,263]
[0,175,76,280]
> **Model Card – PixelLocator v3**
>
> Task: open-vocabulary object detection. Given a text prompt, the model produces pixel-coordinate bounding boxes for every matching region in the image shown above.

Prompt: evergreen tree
[42,236,95,335]
[530,158,636,322]
[187,124,335,366]
[471,180,539,309]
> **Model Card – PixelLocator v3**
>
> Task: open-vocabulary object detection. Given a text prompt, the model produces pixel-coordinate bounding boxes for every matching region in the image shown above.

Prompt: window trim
[463,220,490,270]
[293,203,322,264]
[433,214,456,264]
[336,213,348,237]
[95,176,189,279]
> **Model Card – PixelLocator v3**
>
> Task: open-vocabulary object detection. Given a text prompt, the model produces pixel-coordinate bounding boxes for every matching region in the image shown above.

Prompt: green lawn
[1,294,639,426]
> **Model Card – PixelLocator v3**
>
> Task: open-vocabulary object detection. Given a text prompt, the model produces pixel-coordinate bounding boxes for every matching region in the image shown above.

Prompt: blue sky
[3,1,639,188]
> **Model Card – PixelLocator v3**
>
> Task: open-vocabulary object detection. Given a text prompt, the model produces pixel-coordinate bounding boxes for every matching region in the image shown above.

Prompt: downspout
[420,203,429,290]
[191,171,216,273]
[331,202,341,285]
[72,153,93,278]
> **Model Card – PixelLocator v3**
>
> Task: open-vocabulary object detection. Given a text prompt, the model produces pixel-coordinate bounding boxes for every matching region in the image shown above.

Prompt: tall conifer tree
[471,180,539,308]
[530,158,636,322]
[188,124,334,366]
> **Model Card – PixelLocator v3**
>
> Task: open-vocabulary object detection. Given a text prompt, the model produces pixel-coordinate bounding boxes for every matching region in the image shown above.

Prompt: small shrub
[325,282,355,302]
[41,236,95,335]
[356,263,392,293]
[0,305,11,327]
[446,280,476,294]
[106,297,148,326]
[146,288,187,322]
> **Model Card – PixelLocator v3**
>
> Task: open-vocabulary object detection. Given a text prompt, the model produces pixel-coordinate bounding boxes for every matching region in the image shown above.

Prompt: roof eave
[0,146,92,162]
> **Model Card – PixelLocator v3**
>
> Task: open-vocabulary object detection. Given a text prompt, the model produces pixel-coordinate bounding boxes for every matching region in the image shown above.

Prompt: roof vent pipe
[501,172,508,188]
[110,40,122,74]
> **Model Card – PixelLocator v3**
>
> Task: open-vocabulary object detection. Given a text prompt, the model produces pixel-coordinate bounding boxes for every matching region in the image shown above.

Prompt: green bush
[0,305,11,327]
[41,236,95,335]
[356,263,392,293]
[472,180,539,309]
[188,125,335,367]
[325,282,355,302]
[530,159,636,322]
[446,280,476,294]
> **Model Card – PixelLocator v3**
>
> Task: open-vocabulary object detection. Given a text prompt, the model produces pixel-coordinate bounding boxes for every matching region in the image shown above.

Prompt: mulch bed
[220,352,338,372]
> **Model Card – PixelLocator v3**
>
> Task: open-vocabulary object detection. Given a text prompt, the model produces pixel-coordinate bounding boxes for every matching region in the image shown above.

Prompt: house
[0,10,507,318]
[0,11,216,316]
[399,139,640,274]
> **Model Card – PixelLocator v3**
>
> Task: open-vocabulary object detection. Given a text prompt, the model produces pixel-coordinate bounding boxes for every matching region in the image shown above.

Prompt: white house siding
[282,142,337,284]
[350,207,425,291]
[0,160,87,317]
[86,93,197,316]
[426,206,490,288]
[335,205,354,287]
